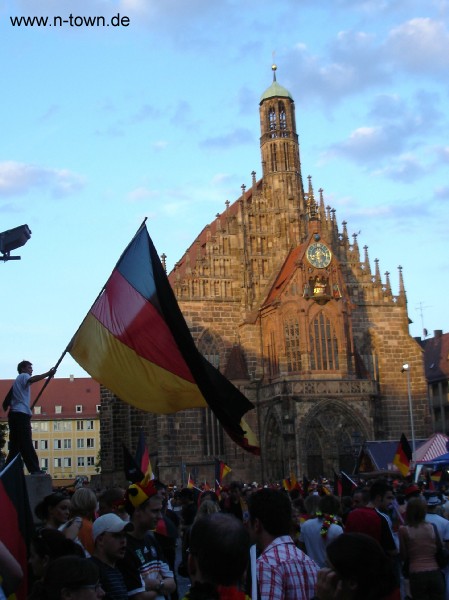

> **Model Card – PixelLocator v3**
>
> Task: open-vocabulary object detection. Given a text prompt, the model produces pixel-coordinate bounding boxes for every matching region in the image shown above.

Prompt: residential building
[0,377,100,484]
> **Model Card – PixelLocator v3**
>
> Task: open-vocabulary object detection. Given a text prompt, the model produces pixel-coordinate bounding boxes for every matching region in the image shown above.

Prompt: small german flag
[0,455,33,600]
[393,433,413,477]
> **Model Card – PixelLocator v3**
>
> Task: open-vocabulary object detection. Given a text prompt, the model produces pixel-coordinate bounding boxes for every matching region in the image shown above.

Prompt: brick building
[99,67,430,486]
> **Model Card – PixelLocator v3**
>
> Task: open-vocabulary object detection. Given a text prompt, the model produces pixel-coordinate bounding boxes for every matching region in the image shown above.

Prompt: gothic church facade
[100,68,429,485]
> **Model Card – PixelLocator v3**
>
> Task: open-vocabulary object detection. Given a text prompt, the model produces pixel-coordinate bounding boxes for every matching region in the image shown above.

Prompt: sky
[0,0,448,380]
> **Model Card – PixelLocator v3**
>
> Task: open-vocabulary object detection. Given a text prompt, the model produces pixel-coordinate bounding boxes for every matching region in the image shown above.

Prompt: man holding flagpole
[6,360,56,474]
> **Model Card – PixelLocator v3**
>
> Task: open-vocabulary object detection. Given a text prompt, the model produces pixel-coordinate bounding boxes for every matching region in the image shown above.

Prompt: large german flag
[393,433,413,477]
[0,455,33,600]
[69,222,259,455]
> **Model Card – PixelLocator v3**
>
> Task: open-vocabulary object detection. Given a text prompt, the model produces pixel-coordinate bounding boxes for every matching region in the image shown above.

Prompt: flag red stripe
[91,269,195,383]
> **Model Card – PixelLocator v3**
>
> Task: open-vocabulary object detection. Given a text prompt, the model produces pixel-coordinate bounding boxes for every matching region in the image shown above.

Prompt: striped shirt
[257,535,319,600]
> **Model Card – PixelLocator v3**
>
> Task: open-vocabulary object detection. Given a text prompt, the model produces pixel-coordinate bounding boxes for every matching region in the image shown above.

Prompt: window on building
[279,102,288,137]
[40,458,48,470]
[268,107,277,138]
[77,457,85,467]
[40,440,48,450]
[202,407,224,456]
[33,440,38,450]
[86,420,94,430]
[87,457,95,466]
[87,438,95,448]
[54,439,62,450]
[77,421,84,431]
[40,422,49,432]
[309,312,339,370]
[34,406,41,415]
[64,458,72,468]
[55,406,62,414]
[53,422,62,431]
[284,317,301,372]
[270,144,277,172]
[54,458,62,468]
[76,405,83,413]
[77,439,85,449]
[266,329,279,377]
[198,331,220,369]
[96,405,101,413]
[64,439,72,449]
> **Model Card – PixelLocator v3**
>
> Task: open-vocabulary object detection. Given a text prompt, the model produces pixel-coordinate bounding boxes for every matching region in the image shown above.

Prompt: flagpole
[31,218,148,410]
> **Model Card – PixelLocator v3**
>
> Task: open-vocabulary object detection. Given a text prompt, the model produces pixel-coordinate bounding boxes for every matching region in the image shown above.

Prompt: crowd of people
[2,476,449,600]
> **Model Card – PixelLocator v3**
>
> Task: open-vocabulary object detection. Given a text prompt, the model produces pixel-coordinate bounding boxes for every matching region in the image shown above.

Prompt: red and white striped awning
[414,433,449,462]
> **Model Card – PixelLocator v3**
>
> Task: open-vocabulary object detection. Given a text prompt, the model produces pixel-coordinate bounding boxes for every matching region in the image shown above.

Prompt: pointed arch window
[266,329,279,377]
[198,332,224,456]
[279,102,288,137]
[284,316,301,372]
[268,107,277,138]
[309,312,339,370]
[198,331,220,369]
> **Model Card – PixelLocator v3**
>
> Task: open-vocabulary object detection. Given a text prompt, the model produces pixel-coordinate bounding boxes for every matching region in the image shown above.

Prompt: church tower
[99,68,430,486]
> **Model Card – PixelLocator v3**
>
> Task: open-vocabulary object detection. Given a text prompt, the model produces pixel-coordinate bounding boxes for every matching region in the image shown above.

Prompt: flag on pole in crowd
[214,459,231,487]
[0,455,34,600]
[282,478,292,491]
[187,473,196,489]
[340,471,358,496]
[392,433,413,477]
[135,429,154,480]
[122,444,144,483]
[68,221,259,455]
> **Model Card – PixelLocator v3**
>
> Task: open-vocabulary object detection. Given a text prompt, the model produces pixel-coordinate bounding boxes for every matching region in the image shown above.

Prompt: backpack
[2,386,13,412]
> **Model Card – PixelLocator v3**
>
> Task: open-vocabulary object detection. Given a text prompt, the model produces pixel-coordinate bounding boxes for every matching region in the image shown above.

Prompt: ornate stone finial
[241,184,246,199]
[272,63,277,82]
[225,199,230,209]
[374,258,381,283]
[384,271,392,295]
[398,265,406,296]
[251,171,256,187]
[160,253,167,273]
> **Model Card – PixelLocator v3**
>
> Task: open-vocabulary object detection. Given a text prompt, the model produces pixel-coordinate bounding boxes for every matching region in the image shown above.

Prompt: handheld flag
[0,455,34,600]
[122,444,144,483]
[68,222,259,455]
[340,471,358,496]
[215,459,232,487]
[393,433,412,477]
[187,473,196,489]
[135,429,154,480]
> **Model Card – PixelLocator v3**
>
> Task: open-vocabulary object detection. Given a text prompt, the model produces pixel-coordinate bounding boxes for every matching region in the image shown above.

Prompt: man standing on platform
[6,360,56,474]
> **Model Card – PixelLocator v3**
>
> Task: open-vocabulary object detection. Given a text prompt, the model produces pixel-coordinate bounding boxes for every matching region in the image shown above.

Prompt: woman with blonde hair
[68,487,98,557]
[399,497,445,600]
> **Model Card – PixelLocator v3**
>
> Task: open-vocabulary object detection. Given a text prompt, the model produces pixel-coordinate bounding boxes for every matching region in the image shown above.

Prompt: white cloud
[0,161,85,198]
[386,18,449,73]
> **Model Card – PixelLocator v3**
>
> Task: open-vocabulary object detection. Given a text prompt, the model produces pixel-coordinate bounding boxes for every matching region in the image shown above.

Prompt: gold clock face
[306,242,332,269]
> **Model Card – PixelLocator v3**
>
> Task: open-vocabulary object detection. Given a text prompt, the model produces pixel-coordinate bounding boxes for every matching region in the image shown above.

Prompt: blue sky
[0,0,448,379]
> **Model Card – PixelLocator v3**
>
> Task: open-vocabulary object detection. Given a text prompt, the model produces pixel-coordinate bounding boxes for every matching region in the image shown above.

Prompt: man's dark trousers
[6,411,40,473]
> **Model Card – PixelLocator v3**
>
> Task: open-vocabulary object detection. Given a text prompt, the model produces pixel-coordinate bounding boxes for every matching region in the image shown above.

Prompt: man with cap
[117,478,176,600]
[90,513,133,600]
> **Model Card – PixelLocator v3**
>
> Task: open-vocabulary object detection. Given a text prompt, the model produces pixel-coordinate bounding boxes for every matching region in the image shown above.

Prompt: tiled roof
[423,332,449,383]
[0,377,100,420]
[262,244,305,307]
